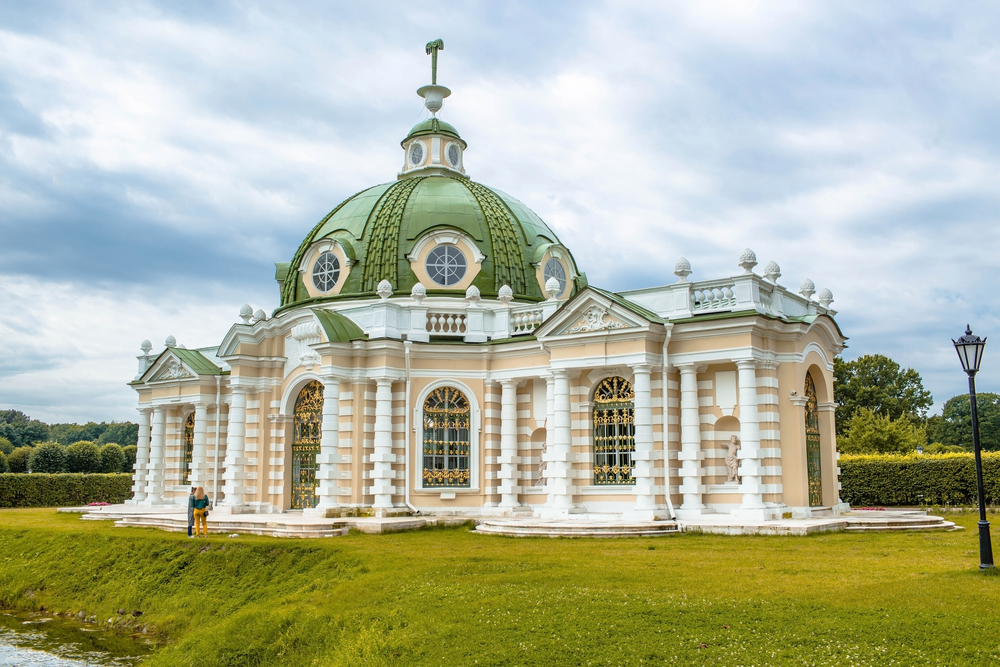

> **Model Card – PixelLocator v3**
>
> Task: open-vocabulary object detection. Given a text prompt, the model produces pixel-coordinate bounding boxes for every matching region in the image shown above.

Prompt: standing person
[192,486,210,538]
[187,486,196,538]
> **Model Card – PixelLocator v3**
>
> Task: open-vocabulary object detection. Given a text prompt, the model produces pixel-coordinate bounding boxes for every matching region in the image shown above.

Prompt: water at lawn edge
[0,611,154,666]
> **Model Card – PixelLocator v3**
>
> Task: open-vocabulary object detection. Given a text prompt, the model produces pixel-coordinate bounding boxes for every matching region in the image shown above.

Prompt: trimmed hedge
[0,473,133,508]
[840,452,1000,506]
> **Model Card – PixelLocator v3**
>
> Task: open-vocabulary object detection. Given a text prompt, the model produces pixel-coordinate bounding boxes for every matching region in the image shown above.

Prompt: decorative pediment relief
[149,357,195,381]
[560,306,631,335]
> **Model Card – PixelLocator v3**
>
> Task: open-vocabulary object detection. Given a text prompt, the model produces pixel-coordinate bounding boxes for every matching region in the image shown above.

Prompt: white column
[627,364,659,519]
[372,379,395,511]
[129,408,151,504]
[144,407,166,504]
[310,376,341,515]
[498,380,520,510]
[733,359,767,519]
[540,369,575,517]
[219,387,247,510]
[541,373,554,487]
[189,402,209,487]
[676,364,706,519]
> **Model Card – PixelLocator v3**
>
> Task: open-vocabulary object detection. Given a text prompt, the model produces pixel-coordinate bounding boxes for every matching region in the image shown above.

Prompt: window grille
[292,380,324,509]
[592,376,636,485]
[182,412,194,486]
[422,386,471,487]
[805,372,823,506]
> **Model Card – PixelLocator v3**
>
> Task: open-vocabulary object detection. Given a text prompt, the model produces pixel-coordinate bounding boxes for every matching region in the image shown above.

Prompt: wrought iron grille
[593,377,636,485]
[182,412,194,486]
[422,387,471,487]
[805,372,823,507]
[292,380,324,509]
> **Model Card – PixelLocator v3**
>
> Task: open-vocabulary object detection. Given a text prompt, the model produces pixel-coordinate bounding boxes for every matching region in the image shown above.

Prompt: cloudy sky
[1,1,998,424]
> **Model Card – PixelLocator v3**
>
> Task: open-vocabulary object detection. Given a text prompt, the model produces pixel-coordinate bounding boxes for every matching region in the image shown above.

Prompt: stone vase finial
[410,283,426,303]
[377,279,393,301]
[498,284,513,306]
[239,303,253,323]
[673,257,692,282]
[465,285,481,304]
[140,339,152,355]
[763,260,781,284]
[818,288,834,308]
[165,335,176,348]
[545,276,561,300]
[799,278,816,299]
[253,309,268,323]
[738,248,757,274]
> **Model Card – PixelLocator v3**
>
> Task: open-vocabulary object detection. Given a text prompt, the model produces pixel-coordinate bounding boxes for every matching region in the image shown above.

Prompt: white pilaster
[733,359,767,519]
[128,408,151,504]
[498,380,520,509]
[308,376,341,516]
[189,402,209,487]
[626,364,660,519]
[144,407,166,504]
[676,364,706,518]
[539,369,576,516]
[372,379,395,511]
[218,387,248,510]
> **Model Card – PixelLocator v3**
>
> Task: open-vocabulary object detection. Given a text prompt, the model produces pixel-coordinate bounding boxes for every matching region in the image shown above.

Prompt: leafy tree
[0,450,7,473]
[833,355,933,435]
[98,422,139,446]
[0,410,48,447]
[49,422,109,446]
[98,443,126,474]
[66,441,101,473]
[0,436,13,456]
[924,442,967,454]
[121,445,138,473]
[837,408,927,454]
[7,447,31,473]
[931,393,1000,452]
[29,442,68,473]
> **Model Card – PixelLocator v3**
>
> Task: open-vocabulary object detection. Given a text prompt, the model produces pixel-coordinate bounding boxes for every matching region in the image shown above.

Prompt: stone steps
[114,515,348,538]
[475,520,680,538]
[842,517,958,532]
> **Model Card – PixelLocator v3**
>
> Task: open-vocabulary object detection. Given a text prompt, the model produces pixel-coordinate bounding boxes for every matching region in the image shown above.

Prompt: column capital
[229,384,249,395]
[550,368,570,379]
[500,378,519,388]
[629,363,653,374]
[674,362,705,373]
[789,394,809,408]
[735,358,758,370]
[136,406,153,416]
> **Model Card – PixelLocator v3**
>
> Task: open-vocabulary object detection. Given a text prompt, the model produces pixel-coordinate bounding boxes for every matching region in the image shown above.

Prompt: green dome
[278,175,581,309]
[403,117,462,143]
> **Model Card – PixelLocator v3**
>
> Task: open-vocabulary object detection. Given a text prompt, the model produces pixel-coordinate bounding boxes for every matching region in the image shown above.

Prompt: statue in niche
[725,435,741,483]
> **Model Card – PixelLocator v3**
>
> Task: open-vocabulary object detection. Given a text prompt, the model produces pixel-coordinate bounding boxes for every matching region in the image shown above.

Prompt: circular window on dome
[446,143,461,168]
[409,142,425,167]
[426,245,467,287]
[312,252,341,292]
[544,258,567,296]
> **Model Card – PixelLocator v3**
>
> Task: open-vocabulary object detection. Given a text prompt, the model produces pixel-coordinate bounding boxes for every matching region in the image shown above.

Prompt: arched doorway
[182,412,194,486]
[292,380,324,509]
[592,377,636,485]
[422,386,472,488]
[804,371,823,507]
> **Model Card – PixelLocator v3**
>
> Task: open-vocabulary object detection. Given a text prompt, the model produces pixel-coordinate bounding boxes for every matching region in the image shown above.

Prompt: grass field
[1,509,999,666]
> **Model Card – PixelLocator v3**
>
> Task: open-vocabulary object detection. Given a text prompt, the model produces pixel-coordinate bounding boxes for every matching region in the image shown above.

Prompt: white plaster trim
[413,378,481,492]
[406,228,485,266]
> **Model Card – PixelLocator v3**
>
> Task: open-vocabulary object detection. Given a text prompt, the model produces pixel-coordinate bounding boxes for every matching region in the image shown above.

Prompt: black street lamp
[952,325,994,570]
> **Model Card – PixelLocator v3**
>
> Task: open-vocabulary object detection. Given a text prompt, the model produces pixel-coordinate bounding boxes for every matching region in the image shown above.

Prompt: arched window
[182,412,194,485]
[422,387,471,488]
[593,377,636,485]
[805,371,823,507]
[292,380,324,509]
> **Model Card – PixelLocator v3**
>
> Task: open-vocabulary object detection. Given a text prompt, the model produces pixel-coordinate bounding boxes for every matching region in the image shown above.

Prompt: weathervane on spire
[425,39,444,85]
[417,39,450,116]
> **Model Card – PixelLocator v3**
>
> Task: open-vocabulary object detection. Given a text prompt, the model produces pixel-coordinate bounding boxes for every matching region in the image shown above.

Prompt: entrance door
[292,380,323,509]
[804,372,823,507]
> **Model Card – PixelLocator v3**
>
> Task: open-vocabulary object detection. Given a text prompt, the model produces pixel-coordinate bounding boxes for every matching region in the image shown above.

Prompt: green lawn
[1,509,999,666]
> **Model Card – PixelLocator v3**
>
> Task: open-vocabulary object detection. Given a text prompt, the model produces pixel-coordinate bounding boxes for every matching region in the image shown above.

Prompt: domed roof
[278,174,580,309]
[404,117,462,143]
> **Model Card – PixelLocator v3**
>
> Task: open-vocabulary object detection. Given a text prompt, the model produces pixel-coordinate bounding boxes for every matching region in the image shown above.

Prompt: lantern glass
[953,326,986,375]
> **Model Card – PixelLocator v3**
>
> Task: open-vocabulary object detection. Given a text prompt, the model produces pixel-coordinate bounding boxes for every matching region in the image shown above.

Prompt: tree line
[834,354,999,454]
[0,410,139,474]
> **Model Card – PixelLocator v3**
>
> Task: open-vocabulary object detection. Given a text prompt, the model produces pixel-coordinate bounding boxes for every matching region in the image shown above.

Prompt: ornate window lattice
[544,257,567,295]
[422,386,471,488]
[312,252,340,292]
[409,141,425,166]
[593,377,636,485]
[426,245,467,286]
[292,380,324,509]
[182,412,194,486]
[805,371,823,507]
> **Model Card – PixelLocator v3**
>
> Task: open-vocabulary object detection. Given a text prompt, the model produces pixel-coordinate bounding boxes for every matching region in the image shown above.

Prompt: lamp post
[952,325,994,570]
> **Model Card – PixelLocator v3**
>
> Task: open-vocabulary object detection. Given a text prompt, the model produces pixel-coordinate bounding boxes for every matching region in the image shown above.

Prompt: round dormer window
[426,245,467,286]
[446,143,461,169]
[312,252,341,292]
[409,142,425,167]
[544,258,567,295]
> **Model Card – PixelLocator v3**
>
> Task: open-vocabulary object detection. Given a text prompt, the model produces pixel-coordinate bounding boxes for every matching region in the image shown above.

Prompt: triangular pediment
[536,287,654,338]
[147,354,197,381]
[139,347,221,383]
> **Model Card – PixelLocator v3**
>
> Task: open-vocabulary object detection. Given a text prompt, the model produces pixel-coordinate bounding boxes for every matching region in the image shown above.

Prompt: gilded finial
[425,39,444,85]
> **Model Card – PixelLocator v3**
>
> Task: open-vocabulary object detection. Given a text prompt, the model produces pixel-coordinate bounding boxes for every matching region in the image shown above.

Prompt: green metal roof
[403,118,462,143]
[278,174,580,312]
[311,309,367,343]
[592,287,665,325]
[171,348,224,375]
